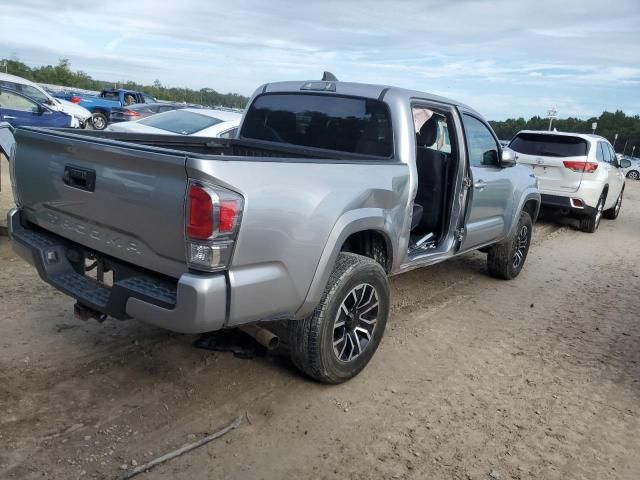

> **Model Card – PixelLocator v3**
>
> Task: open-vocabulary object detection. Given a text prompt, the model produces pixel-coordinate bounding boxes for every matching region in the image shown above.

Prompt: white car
[0,72,92,128]
[106,108,241,138]
[620,156,640,180]
[508,130,625,233]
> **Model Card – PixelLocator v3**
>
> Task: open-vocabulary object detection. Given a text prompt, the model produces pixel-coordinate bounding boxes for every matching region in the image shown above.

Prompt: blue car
[0,87,73,128]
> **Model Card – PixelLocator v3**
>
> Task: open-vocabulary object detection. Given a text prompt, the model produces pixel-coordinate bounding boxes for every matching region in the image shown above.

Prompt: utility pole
[613,133,619,149]
[622,139,629,155]
[592,122,597,134]
[547,107,557,131]
[633,145,636,159]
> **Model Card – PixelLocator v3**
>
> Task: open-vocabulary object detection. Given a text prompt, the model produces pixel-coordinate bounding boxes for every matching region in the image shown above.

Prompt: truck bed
[10,126,409,327]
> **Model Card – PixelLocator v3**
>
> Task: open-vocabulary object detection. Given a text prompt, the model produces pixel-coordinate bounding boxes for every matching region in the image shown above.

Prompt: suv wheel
[288,253,390,384]
[580,193,605,233]
[487,210,532,280]
[603,187,624,220]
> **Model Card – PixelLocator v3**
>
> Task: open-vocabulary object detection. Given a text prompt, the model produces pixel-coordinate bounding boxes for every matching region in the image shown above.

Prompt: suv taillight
[185,180,243,272]
[563,161,598,173]
[70,96,81,104]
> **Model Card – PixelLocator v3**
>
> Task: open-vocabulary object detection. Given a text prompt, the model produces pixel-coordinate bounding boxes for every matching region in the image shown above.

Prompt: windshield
[0,81,50,104]
[137,110,222,134]
[509,133,589,157]
[240,93,393,157]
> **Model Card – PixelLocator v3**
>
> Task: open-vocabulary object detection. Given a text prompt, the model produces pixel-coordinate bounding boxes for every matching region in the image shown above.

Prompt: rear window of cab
[240,93,393,158]
[509,133,589,157]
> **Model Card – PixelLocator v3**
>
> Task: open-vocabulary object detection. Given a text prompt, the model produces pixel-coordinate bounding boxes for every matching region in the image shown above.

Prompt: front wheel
[91,112,108,130]
[487,210,533,280]
[288,253,390,384]
[626,170,639,181]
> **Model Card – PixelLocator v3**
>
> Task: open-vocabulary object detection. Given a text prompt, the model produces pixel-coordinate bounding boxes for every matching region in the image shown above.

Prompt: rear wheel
[487,210,532,280]
[91,112,108,130]
[580,193,605,233]
[288,253,389,384]
[603,187,623,220]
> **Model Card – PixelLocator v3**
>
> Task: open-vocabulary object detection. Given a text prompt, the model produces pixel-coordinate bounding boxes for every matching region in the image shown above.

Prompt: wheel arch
[295,209,395,319]
[505,190,540,238]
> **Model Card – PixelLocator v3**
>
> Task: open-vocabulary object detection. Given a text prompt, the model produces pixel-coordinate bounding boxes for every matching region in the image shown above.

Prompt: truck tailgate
[14,127,188,278]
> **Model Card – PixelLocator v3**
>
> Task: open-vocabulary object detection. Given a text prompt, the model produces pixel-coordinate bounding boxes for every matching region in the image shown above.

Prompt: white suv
[508,130,625,233]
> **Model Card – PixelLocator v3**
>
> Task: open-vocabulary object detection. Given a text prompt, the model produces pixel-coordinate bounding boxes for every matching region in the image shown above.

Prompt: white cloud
[1,0,639,118]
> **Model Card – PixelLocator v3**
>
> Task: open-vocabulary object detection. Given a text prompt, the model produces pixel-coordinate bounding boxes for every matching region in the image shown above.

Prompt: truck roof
[262,80,479,115]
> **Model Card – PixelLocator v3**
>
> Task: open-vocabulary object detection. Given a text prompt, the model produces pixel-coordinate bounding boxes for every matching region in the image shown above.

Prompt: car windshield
[0,81,50,104]
[240,93,393,157]
[137,110,222,134]
[509,133,589,157]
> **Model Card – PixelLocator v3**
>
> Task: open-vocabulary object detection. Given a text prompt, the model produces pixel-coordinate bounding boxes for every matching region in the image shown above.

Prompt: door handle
[474,180,488,190]
[2,116,16,120]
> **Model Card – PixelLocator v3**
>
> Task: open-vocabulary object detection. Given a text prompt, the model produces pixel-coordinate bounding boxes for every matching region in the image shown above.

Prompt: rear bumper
[7,208,227,333]
[540,194,597,216]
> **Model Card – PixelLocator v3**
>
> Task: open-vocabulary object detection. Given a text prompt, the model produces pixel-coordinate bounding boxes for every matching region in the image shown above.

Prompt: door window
[0,90,39,112]
[596,143,606,162]
[607,144,618,165]
[462,114,499,167]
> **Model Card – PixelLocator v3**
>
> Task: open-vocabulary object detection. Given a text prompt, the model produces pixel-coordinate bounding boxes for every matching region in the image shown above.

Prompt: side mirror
[500,148,517,167]
[620,159,632,168]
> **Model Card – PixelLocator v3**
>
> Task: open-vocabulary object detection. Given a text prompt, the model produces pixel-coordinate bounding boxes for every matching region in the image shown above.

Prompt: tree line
[3,57,639,154]
[1,58,249,109]
[490,111,640,156]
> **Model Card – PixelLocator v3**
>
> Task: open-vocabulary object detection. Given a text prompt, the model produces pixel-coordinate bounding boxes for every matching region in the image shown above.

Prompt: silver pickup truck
[0,78,540,383]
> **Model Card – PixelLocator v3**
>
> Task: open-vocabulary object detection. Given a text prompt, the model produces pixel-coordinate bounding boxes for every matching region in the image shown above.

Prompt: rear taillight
[187,185,214,240]
[70,96,81,104]
[185,181,243,272]
[563,161,598,173]
[122,110,140,117]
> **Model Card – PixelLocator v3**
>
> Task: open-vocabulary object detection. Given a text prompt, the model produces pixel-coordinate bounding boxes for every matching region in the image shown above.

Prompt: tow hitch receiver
[73,302,107,322]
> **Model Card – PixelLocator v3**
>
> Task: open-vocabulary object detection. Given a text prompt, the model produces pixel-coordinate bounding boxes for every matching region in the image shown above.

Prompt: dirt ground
[1,154,639,479]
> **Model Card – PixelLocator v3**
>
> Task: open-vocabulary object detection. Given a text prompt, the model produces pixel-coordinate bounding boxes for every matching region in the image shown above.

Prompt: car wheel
[92,112,108,130]
[288,252,389,384]
[626,170,639,180]
[603,186,624,220]
[487,210,533,280]
[579,193,605,233]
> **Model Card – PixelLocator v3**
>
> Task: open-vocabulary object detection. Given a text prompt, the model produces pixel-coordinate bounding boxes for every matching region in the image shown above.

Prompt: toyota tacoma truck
[1,77,540,383]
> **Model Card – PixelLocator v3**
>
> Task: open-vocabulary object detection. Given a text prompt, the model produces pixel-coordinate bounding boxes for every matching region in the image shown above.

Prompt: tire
[579,193,605,233]
[487,210,533,280]
[626,170,639,181]
[288,252,390,384]
[603,186,623,220]
[91,112,108,130]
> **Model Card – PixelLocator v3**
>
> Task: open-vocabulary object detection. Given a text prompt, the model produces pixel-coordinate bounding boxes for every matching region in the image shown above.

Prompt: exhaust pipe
[239,325,279,350]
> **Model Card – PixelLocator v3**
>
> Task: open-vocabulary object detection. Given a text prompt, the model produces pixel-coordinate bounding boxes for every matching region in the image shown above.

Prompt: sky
[1,0,639,120]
